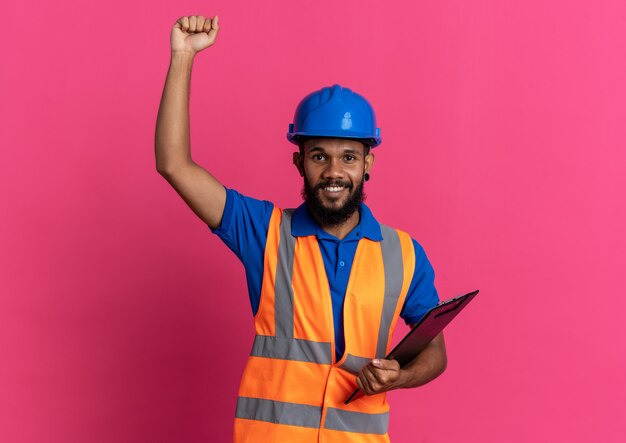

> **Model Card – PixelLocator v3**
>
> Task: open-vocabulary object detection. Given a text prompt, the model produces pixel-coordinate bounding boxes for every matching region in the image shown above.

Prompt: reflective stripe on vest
[235,208,414,442]
[236,397,389,435]
[324,407,389,435]
[236,397,321,429]
[274,208,297,338]
[250,335,332,364]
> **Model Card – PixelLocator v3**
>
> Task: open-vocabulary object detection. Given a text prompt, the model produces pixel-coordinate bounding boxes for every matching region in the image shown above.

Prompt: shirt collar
[291,202,383,241]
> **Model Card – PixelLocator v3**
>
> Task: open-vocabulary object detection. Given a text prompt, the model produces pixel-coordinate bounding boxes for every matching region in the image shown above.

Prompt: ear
[293,152,304,177]
[364,152,375,174]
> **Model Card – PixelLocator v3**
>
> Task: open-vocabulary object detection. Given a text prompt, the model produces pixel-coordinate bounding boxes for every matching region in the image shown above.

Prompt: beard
[302,176,366,227]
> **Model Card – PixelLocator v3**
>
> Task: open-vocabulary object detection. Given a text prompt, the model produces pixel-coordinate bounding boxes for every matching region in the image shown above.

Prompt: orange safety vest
[234,208,416,442]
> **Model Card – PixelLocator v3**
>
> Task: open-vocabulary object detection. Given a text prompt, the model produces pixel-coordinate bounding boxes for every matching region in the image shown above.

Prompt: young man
[155,15,447,443]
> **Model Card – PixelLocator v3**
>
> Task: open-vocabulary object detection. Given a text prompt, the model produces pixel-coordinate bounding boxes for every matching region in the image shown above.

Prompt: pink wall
[2,1,625,442]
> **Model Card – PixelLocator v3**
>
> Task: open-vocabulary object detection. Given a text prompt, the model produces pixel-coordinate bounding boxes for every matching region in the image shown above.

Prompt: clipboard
[344,290,479,404]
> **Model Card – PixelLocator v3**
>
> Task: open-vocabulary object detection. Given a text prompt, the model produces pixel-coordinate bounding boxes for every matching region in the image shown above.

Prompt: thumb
[371,358,400,370]
[206,15,220,42]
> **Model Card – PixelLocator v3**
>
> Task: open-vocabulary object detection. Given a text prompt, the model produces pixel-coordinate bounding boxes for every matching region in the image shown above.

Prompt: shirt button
[339,260,345,267]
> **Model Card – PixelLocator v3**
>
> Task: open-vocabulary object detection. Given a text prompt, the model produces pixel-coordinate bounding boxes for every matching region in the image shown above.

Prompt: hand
[356,358,404,396]
[171,15,220,55]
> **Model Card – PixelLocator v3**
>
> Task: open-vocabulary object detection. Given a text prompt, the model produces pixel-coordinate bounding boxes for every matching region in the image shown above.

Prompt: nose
[322,158,344,180]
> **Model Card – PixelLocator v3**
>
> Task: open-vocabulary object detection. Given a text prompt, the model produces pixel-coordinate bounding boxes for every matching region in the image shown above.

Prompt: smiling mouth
[324,186,346,193]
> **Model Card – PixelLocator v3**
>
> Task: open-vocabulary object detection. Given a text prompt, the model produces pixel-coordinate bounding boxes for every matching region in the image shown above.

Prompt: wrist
[169,50,196,73]
[394,368,413,390]
[170,49,196,61]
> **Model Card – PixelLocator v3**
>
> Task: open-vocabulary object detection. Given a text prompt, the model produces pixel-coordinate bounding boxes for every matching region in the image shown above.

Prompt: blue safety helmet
[287,84,382,148]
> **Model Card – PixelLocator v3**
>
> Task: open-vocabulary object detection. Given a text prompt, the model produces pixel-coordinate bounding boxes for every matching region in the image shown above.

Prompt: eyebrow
[307,147,361,156]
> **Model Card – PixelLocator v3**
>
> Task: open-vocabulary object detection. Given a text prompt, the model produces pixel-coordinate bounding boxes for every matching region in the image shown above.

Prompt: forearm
[155,51,196,174]
[396,332,447,389]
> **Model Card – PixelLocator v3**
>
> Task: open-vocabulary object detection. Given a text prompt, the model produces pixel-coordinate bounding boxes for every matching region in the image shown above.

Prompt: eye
[312,154,326,161]
[344,155,356,162]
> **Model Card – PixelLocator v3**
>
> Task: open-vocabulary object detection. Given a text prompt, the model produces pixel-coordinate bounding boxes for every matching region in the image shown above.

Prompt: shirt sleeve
[399,239,440,325]
[209,187,274,315]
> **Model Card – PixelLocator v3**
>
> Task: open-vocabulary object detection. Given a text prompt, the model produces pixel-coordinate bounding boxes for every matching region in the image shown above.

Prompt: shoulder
[217,188,275,229]
[224,187,276,210]
[210,187,277,255]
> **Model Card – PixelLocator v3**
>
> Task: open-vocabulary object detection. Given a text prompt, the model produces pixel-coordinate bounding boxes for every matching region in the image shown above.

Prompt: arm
[356,332,447,395]
[155,15,225,229]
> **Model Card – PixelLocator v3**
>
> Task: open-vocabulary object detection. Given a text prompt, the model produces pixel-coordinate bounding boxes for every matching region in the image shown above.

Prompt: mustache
[312,180,353,191]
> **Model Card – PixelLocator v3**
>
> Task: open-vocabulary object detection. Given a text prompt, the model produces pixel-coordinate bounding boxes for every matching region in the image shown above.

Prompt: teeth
[325,186,344,192]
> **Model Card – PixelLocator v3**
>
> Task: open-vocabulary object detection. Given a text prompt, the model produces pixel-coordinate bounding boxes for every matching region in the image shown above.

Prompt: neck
[312,209,360,240]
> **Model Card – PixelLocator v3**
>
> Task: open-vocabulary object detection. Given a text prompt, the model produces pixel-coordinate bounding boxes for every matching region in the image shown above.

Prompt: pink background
[1,1,625,442]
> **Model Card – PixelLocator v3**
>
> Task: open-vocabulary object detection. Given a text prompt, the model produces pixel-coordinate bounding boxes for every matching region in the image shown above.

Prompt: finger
[358,371,375,395]
[180,16,190,33]
[356,377,366,393]
[189,16,197,32]
[197,15,206,31]
[365,368,383,393]
[207,15,220,42]
[202,17,212,34]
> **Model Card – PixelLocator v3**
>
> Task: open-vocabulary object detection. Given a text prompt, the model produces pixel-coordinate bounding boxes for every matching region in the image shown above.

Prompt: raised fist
[171,15,220,55]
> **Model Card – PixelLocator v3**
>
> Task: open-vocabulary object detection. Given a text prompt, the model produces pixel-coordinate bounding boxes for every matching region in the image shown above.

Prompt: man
[155,15,447,442]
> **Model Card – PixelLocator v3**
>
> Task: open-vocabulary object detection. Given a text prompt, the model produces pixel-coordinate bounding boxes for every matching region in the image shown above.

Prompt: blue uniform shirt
[212,188,439,361]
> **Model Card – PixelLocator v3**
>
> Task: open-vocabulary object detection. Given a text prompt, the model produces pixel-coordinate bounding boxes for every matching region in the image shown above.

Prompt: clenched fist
[171,15,220,55]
